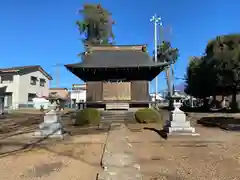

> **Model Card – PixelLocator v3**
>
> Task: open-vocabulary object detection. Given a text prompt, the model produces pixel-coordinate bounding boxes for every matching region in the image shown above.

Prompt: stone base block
[34,122,64,138]
[34,131,64,139]
[170,121,191,128]
[168,126,200,136]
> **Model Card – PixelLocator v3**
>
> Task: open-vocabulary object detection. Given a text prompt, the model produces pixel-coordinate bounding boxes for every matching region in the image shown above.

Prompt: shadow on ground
[197,116,240,131]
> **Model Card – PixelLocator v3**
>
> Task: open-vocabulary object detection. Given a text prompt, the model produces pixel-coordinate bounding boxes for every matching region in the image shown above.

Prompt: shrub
[74,108,100,126]
[135,108,163,126]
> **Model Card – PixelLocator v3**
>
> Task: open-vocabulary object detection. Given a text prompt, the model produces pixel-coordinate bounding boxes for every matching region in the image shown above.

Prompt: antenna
[52,63,64,88]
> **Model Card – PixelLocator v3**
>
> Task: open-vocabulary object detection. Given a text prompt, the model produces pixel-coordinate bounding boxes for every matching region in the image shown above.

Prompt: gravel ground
[127,123,240,180]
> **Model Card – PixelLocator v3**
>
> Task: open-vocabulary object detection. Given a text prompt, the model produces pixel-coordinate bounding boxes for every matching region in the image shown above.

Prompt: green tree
[154,41,179,108]
[185,56,216,107]
[154,41,179,63]
[205,34,240,110]
[76,4,115,45]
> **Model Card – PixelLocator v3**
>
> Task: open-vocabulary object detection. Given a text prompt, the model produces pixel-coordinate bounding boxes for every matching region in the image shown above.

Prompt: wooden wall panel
[103,82,131,100]
[131,80,149,101]
[86,80,149,102]
[86,81,103,101]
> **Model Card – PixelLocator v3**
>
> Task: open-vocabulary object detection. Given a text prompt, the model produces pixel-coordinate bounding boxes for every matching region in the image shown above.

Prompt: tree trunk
[231,88,238,112]
[220,95,226,108]
[203,98,209,109]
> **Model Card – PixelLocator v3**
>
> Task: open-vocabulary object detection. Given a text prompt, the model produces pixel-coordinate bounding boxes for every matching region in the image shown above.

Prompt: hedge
[74,108,101,126]
[135,108,163,127]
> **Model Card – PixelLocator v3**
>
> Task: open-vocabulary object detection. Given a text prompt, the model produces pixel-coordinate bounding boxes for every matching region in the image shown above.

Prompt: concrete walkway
[97,123,142,180]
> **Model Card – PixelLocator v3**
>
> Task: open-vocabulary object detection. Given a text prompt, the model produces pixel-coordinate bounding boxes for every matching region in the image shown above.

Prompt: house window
[40,78,46,87]
[1,75,13,83]
[28,93,36,102]
[30,76,37,85]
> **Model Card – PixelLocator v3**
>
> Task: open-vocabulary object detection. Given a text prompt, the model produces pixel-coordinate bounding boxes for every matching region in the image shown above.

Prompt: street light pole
[150,14,162,102]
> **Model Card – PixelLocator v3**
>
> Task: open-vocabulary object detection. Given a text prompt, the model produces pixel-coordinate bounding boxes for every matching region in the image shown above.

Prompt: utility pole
[150,14,162,102]
[53,64,63,88]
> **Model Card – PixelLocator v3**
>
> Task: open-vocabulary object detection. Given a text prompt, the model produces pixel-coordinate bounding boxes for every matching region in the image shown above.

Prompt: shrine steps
[100,110,134,123]
[105,103,129,110]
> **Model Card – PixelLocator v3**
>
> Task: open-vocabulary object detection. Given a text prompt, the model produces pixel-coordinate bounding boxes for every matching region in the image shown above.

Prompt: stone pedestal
[34,102,64,138]
[165,102,199,136]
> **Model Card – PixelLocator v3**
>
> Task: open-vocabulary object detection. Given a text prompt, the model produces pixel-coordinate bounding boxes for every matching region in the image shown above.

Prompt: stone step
[105,103,129,110]
[101,118,133,122]
[101,113,133,116]
[101,111,134,122]
[101,115,133,118]
[102,113,128,115]
[101,113,132,116]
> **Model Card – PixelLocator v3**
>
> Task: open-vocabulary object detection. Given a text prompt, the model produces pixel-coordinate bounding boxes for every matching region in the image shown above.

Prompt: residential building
[69,84,86,107]
[0,65,52,109]
[150,93,164,102]
[49,88,69,99]
[49,88,70,109]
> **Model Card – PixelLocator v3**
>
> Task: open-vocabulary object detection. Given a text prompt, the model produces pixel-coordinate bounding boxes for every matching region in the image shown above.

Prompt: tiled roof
[49,88,68,90]
[66,44,170,68]
[0,65,52,80]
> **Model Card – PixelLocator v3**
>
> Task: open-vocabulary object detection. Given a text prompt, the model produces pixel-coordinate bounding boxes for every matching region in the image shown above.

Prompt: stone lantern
[164,92,199,136]
[34,93,64,138]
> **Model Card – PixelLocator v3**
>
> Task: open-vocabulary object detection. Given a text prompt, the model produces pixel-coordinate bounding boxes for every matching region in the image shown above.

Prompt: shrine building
[65,44,170,110]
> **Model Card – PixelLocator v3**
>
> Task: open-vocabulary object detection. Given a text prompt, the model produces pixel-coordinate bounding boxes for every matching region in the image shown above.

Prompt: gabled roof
[0,65,52,80]
[49,88,69,100]
[65,44,170,68]
[49,88,68,90]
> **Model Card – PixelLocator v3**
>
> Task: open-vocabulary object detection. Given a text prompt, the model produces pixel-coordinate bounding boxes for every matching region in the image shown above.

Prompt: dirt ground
[0,113,107,180]
[0,112,239,180]
[0,134,107,180]
[127,120,240,179]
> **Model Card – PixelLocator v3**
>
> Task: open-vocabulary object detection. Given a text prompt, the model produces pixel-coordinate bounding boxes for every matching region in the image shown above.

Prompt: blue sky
[0,0,239,92]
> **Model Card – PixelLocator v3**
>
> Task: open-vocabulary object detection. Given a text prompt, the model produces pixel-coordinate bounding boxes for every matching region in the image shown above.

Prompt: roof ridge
[85,44,147,52]
[0,65,52,80]
[0,65,40,70]
[85,44,147,47]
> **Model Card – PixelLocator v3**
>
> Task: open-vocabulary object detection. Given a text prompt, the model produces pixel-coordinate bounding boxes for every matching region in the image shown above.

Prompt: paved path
[97,123,142,180]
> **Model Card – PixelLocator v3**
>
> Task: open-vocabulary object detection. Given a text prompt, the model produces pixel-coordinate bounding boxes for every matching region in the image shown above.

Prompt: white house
[0,65,52,109]
[70,84,86,107]
[150,93,164,102]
